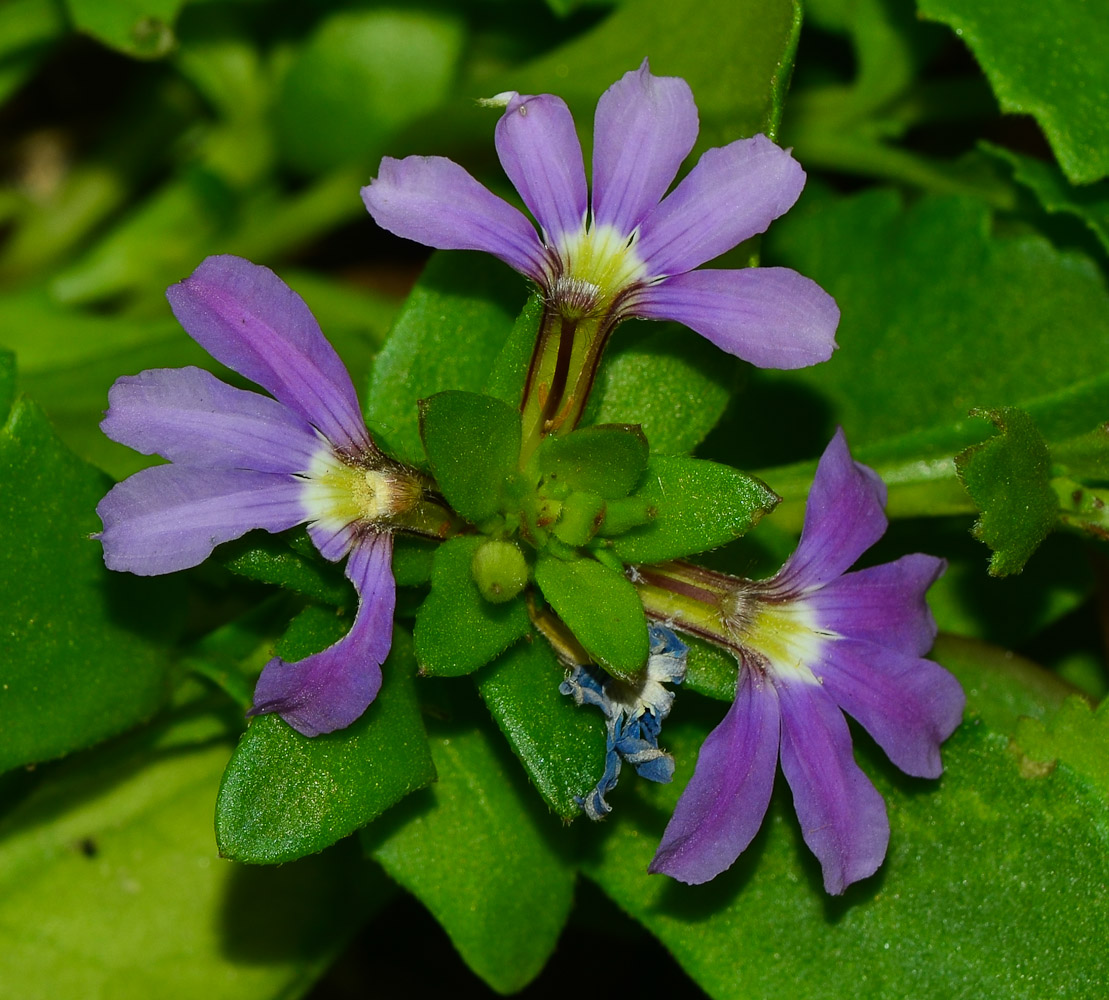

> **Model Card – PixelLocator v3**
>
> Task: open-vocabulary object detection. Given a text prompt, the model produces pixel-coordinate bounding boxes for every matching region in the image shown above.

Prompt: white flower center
[299,445,419,536]
[551,223,648,320]
[723,592,831,686]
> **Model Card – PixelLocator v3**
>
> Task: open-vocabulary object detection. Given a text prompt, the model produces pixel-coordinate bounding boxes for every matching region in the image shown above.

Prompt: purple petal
[777,678,889,895]
[806,554,946,657]
[634,134,806,277]
[495,93,588,246]
[96,465,305,576]
[814,636,965,779]
[777,429,888,591]
[251,532,396,736]
[362,156,548,282]
[307,518,358,563]
[166,256,370,455]
[649,668,780,884]
[591,60,698,235]
[633,267,839,369]
[101,366,322,474]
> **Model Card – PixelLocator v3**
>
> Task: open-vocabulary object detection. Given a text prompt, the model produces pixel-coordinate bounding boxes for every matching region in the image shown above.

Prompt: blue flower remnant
[96,255,432,736]
[638,430,965,893]
[561,625,688,820]
[362,60,839,371]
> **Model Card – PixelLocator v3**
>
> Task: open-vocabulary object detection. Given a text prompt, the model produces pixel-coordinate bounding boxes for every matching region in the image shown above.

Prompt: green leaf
[64,0,184,59]
[760,191,1109,449]
[588,321,738,455]
[215,617,435,864]
[366,252,524,465]
[275,8,465,175]
[918,0,1109,184]
[1052,423,1109,480]
[364,688,575,994]
[583,643,1108,998]
[534,554,648,679]
[683,636,737,702]
[1015,695,1109,801]
[415,536,531,677]
[219,529,350,606]
[612,455,779,565]
[0,709,389,1000]
[419,390,521,524]
[955,407,1057,576]
[0,394,173,772]
[391,535,437,587]
[981,142,1109,254]
[476,637,603,819]
[539,423,649,499]
[485,291,545,410]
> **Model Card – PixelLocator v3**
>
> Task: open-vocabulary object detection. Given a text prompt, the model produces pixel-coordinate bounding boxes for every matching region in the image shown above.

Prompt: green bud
[471,539,529,604]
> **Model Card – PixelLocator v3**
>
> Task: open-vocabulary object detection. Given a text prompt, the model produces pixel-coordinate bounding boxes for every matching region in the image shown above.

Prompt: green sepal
[476,636,603,819]
[414,535,531,677]
[419,390,521,525]
[596,494,655,536]
[612,455,779,565]
[955,407,1057,576]
[551,490,606,547]
[538,423,649,499]
[533,553,648,680]
[215,616,435,864]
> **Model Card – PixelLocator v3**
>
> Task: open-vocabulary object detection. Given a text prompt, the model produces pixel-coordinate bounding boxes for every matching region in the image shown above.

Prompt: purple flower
[647,430,965,893]
[96,254,421,736]
[362,60,839,370]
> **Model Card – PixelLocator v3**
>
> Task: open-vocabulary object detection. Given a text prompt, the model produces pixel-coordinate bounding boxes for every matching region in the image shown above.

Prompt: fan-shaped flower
[362,60,838,371]
[96,255,428,736]
[644,430,965,893]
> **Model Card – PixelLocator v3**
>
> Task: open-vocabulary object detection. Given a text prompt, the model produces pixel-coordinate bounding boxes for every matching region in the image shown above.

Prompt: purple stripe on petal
[96,465,305,576]
[807,554,946,657]
[307,518,357,563]
[649,668,780,884]
[495,93,588,246]
[591,60,698,235]
[815,636,965,779]
[166,256,370,454]
[102,367,322,473]
[362,156,548,282]
[778,429,888,591]
[251,532,395,736]
[777,678,889,895]
[635,134,806,277]
[634,267,839,369]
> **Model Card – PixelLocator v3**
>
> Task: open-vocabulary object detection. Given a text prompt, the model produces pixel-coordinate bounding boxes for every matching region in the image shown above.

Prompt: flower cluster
[641,430,965,893]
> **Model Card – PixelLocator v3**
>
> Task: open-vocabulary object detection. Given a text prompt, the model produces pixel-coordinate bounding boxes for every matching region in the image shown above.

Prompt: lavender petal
[101,366,323,473]
[777,678,889,895]
[166,256,370,454]
[634,267,839,369]
[806,554,946,657]
[777,429,888,591]
[591,60,698,235]
[649,668,780,884]
[814,636,965,779]
[251,532,396,736]
[362,156,548,282]
[495,93,588,246]
[96,465,305,576]
[634,134,805,277]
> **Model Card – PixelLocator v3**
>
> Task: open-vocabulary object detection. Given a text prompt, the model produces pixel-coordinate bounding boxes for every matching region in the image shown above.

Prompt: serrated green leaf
[366,252,524,465]
[588,321,737,456]
[219,528,350,606]
[0,395,173,773]
[476,637,603,819]
[365,689,575,994]
[582,643,1107,998]
[539,424,648,499]
[918,0,1109,184]
[534,554,648,678]
[1015,695,1109,801]
[275,8,464,175]
[0,707,389,999]
[216,618,434,864]
[420,390,521,524]
[1051,423,1109,480]
[415,536,530,677]
[955,407,1057,576]
[64,0,184,59]
[612,455,779,565]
